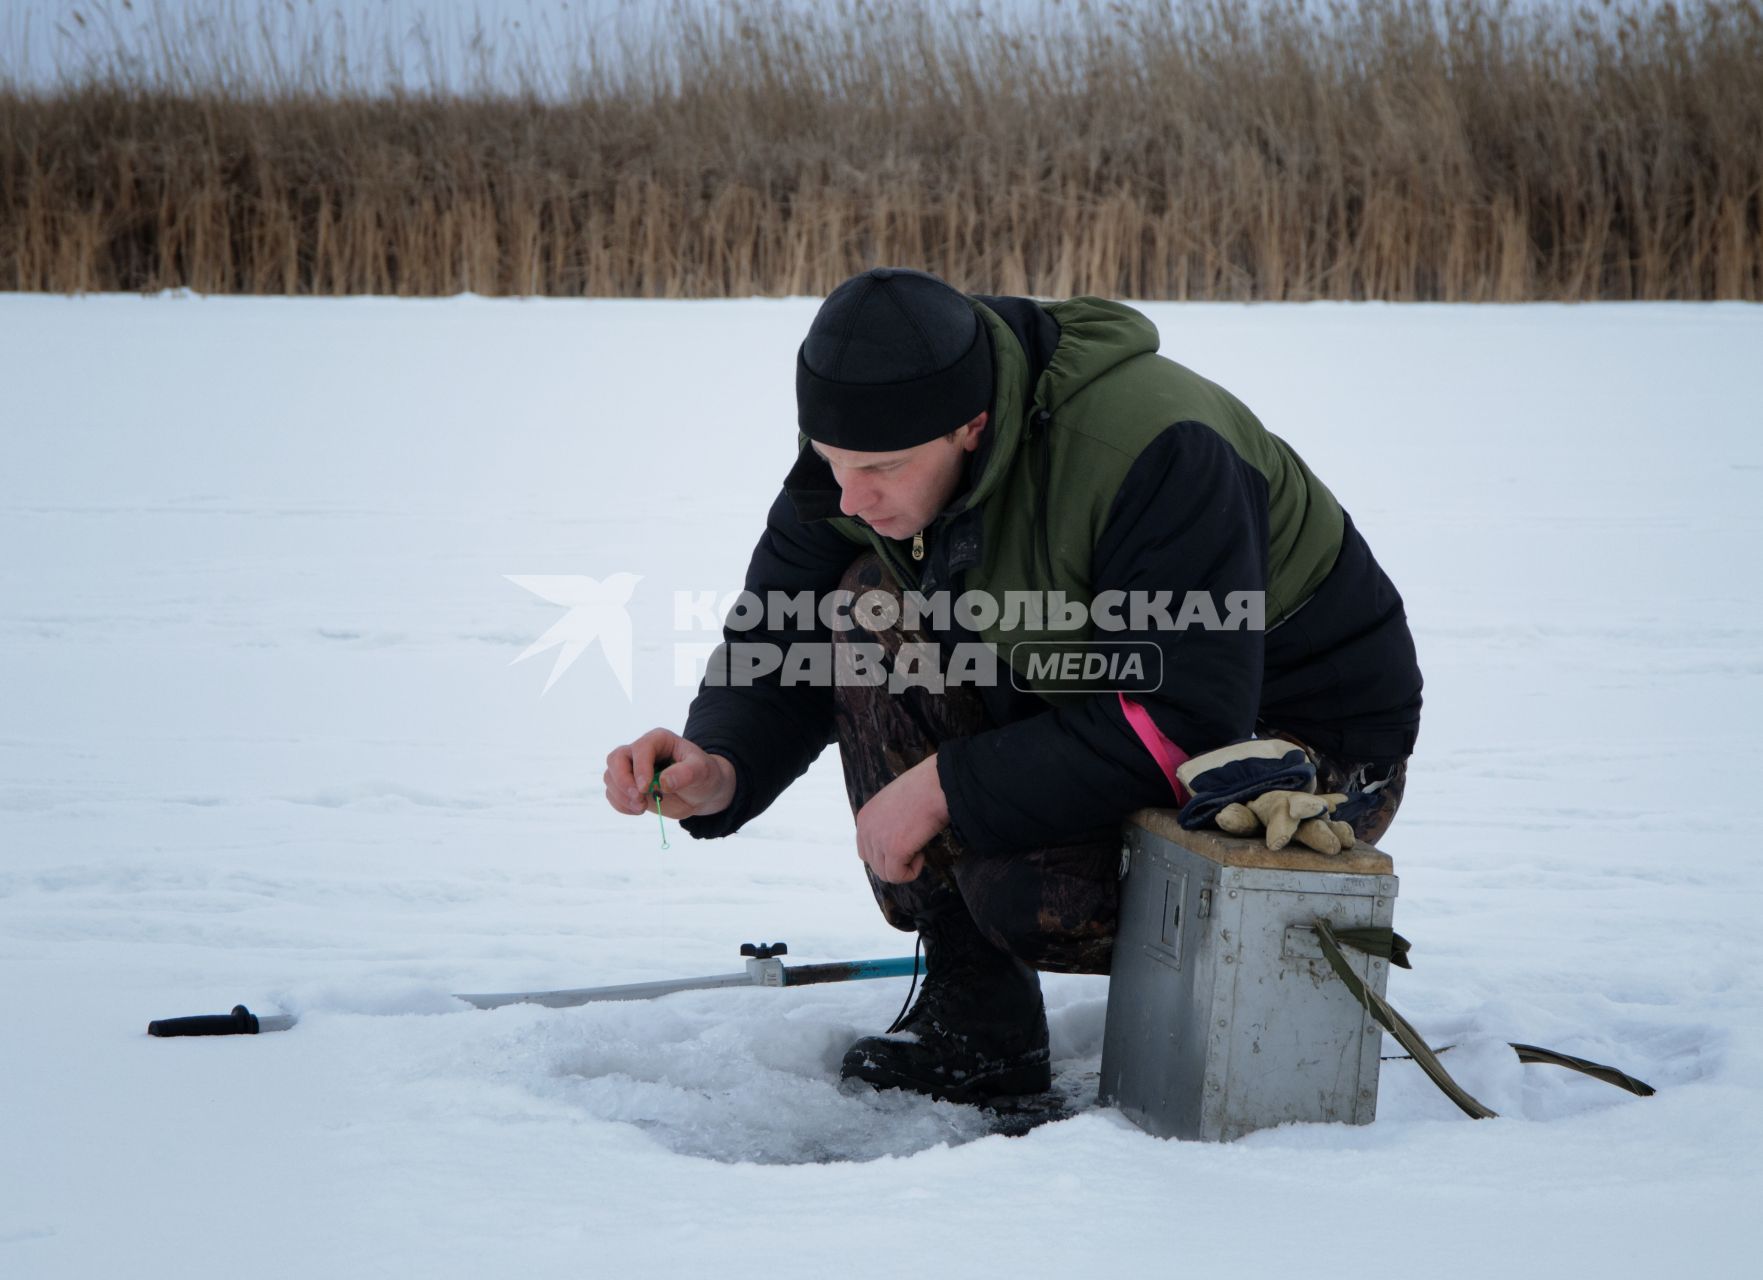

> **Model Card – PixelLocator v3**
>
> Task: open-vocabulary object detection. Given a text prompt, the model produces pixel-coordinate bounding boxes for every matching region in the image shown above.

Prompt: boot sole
[841,1047,1052,1105]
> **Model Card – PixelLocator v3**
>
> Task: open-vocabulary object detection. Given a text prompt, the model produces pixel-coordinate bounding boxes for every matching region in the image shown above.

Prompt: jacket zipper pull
[911,532,925,561]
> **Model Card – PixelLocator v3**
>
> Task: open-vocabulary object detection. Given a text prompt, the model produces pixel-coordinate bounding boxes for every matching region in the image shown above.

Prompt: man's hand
[855,754,950,884]
[604,728,737,821]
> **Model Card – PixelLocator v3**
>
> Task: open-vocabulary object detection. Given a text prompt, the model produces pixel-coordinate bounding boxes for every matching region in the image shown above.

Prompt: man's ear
[960,411,988,452]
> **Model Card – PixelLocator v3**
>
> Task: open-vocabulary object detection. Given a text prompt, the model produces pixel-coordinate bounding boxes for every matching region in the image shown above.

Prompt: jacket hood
[957,296,1161,511]
[1035,297,1162,417]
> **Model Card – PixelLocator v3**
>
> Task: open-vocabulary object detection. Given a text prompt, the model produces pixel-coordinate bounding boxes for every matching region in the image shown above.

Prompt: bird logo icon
[507,573,642,698]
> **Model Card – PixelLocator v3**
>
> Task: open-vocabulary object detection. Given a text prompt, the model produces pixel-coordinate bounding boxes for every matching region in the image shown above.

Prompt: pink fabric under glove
[1118,692,1189,804]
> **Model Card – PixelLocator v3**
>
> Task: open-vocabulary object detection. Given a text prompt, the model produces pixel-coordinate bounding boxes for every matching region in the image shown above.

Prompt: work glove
[1175,739,1357,856]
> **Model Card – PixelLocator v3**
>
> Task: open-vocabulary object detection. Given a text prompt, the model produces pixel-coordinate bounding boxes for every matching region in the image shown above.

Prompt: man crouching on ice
[604,267,1423,1103]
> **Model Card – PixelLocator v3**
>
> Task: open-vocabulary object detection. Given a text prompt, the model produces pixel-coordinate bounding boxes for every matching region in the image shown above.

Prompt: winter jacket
[682,294,1422,854]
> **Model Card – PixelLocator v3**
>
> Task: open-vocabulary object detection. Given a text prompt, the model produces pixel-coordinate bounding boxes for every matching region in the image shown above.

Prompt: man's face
[812,414,987,540]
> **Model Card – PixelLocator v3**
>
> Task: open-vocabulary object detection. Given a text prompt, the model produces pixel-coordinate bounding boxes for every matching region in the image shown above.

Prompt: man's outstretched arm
[602,485,857,837]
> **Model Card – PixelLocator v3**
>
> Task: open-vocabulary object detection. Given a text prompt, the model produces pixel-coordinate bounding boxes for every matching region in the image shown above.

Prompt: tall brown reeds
[2,0,1759,299]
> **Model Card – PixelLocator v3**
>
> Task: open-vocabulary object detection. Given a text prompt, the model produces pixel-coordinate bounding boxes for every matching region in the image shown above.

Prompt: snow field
[2,294,1760,1276]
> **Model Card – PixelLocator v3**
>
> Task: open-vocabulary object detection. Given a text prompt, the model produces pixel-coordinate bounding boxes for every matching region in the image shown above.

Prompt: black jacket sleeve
[935,422,1270,853]
[679,487,858,839]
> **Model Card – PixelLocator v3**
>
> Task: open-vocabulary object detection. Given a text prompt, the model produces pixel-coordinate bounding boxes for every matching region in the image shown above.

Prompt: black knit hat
[796,267,993,451]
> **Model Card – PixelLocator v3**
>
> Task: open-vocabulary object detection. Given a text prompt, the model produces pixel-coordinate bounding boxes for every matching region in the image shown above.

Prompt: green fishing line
[650,767,670,850]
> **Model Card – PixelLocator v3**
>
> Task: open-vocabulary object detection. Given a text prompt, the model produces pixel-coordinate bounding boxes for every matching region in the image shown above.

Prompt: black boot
[840,907,1051,1103]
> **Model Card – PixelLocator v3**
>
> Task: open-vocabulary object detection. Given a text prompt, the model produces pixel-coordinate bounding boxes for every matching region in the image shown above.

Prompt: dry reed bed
[2,0,1760,300]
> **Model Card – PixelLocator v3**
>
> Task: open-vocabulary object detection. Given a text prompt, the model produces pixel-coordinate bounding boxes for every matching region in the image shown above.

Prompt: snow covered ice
[2,293,1760,1276]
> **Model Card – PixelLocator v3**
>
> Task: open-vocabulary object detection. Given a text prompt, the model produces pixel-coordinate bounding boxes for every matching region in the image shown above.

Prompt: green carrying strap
[1330,924,1412,969]
[1506,1043,1656,1097]
[1311,918,1655,1121]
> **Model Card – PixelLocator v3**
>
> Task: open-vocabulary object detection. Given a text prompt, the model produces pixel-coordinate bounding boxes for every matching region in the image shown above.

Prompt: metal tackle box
[1099,810,1399,1141]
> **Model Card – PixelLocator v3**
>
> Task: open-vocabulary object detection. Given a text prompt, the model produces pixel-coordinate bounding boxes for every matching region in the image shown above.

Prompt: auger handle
[147,1005,262,1037]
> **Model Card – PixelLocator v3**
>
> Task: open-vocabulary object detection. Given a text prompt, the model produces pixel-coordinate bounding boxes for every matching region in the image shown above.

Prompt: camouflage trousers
[831,554,1407,977]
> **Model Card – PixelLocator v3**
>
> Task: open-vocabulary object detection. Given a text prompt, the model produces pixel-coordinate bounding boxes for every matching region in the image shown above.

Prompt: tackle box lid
[1128,809,1394,877]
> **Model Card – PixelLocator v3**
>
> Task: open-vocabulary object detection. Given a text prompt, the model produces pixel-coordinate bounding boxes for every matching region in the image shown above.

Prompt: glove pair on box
[1175,740,1359,856]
